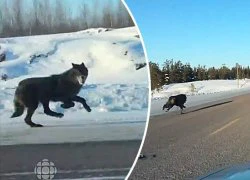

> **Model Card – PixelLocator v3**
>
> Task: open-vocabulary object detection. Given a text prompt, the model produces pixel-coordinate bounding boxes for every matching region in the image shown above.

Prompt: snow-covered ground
[151,79,250,116]
[0,27,149,145]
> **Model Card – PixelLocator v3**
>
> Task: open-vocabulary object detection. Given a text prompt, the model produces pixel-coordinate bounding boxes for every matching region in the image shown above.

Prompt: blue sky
[126,0,250,68]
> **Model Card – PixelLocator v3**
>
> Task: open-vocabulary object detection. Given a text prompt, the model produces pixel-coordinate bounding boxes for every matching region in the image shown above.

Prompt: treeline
[0,0,134,37]
[150,59,250,90]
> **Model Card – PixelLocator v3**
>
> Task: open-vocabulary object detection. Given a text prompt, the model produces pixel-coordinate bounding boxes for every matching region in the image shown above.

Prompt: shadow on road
[183,100,233,114]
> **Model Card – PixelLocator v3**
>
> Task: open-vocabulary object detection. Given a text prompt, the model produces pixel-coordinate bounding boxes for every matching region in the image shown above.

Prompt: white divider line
[0,167,130,177]
[55,176,125,180]
[209,118,241,136]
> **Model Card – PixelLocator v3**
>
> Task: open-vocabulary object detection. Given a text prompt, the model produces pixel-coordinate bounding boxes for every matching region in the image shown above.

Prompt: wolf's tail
[11,87,25,118]
[11,99,25,118]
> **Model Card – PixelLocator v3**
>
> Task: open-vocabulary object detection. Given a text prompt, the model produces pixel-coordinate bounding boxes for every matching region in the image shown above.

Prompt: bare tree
[12,0,23,34]
[102,1,114,28]
[54,0,68,32]
[1,0,12,37]
[0,0,135,37]
[0,1,3,34]
[91,0,101,28]
[78,1,90,29]
[44,1,52,32]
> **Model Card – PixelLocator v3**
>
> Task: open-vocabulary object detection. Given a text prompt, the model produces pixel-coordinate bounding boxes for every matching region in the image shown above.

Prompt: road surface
[0,140,140,180]
[129,93,250,179]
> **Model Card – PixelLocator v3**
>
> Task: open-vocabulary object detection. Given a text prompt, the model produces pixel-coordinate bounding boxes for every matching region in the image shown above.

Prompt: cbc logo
[34,159,57,180]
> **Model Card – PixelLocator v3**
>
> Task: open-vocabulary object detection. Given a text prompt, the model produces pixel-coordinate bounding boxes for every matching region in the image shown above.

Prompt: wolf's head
[72,62,88,84]
[162,97,175,111]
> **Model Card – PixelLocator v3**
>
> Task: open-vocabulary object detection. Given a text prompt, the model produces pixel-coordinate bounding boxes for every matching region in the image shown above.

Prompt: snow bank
[0,27,149,145]
[152,79,250,99]
[0,84,148,115]
[0,27,147,84]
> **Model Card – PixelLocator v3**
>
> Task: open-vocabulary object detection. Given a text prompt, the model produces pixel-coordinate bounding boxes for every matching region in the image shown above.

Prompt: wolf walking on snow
[11,62,91,127]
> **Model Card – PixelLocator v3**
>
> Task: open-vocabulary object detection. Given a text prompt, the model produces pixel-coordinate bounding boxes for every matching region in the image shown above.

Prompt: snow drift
[0,27,149,145]
[152,79,250,99]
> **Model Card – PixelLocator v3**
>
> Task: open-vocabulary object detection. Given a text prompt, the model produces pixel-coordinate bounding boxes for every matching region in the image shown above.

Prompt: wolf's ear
[72,63,76,67]
[81,62,86,67]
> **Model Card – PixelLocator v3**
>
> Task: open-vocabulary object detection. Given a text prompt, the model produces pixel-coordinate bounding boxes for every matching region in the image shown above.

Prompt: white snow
[0,27,147,84]
[151,79,250,116]
[0,27,149,145]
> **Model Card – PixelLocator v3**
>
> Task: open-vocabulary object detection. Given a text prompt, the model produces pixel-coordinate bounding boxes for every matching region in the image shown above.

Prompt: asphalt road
[0,140,140,180]
[129,93,250,180]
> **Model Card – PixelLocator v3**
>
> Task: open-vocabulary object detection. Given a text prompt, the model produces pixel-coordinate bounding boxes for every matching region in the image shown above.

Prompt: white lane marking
[209,118,241,136]
[0,167,130,177]
[55,176,125,180]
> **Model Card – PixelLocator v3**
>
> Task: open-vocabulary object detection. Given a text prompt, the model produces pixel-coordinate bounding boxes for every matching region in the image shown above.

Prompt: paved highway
[130,93,250,179]
[0,140,140,180]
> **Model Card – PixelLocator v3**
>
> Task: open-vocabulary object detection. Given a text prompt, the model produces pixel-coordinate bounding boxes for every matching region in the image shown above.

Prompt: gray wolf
[162,94,187,114]
[11,62,91,127]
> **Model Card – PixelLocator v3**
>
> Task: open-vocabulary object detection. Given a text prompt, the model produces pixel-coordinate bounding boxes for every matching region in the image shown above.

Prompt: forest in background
[0,0,134,37]
[150,59,250,90]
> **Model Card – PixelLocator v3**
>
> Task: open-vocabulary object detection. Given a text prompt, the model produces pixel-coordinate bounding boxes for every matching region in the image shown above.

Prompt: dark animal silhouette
[11,62,91,127]
[135,63,147,70]
[1,74,8,81]
[0,53,6,62]
[162,94,187,114]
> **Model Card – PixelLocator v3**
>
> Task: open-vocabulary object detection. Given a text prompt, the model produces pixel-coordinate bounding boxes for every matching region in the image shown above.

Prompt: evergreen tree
[182,63,194,82]
[208,67,217,80]
[219,64,230,79]
[152,59,249,85]
[149,62,162,90]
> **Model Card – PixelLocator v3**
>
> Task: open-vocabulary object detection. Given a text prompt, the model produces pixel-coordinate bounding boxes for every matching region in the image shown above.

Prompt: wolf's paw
[61,102,75,109]
[86,107,91,112]
[56,113,64,118]
[31,124,43,128]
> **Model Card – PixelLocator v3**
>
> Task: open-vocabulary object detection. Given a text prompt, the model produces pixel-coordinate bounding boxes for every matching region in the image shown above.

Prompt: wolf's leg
[167,105,173,111]
[72,96,91,112]
[25,106,43,127]
[61,101,75,109]
[42,100,64,118]
[180,106,184,114]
